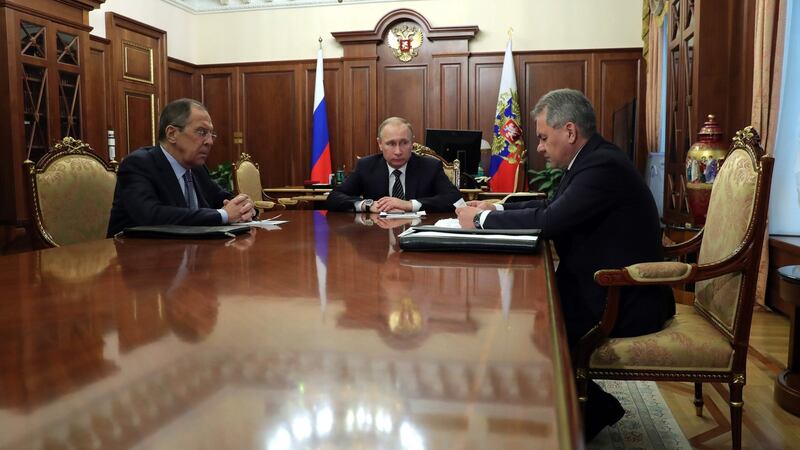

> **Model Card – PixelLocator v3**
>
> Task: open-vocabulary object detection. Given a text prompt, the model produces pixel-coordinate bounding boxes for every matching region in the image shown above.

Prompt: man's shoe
[584,382,626,442]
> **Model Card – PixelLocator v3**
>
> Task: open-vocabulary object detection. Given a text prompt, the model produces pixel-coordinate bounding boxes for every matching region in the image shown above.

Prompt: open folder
[119,224,251,239]
[398,225,540,253]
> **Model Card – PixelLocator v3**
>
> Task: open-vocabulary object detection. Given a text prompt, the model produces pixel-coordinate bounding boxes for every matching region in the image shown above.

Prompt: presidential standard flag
[310,47,332,184]
[488,39,526,192]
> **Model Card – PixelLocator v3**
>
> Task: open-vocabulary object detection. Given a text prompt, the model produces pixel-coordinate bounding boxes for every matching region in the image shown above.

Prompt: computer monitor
[424,129,483,176]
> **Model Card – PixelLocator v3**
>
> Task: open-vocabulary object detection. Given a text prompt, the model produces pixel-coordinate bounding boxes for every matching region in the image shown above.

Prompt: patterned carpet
[589,380,692,450]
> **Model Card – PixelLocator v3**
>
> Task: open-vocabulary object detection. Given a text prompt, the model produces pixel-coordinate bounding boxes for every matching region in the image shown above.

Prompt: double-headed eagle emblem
[387,25,423,62]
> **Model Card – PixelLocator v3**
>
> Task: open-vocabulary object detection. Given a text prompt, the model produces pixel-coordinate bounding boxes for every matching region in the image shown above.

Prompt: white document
[453,198,467,208]
[434,218,461,228]
[378,211,427,219]
[240,219,287,230]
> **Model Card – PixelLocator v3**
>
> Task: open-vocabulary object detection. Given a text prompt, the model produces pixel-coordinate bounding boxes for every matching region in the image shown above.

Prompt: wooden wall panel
[199,71,236,170]
[468,55,503,147]
[174,47,646,188]
[167,58,198,103]
[122,90,156,152]
[344,62,376,161]
[86,35,112,160]
[593,53,646,171]
[106,12,166,158]
[381,66,427,139]
[435,60,466,130]
[241,67,300,187]
[518,55,589,171]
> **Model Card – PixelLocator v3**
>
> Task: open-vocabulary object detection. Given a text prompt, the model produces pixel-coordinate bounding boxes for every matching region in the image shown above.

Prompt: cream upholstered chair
[573,127,773,450]
[232,152,291,211]
[24,137,118,248]
[412,143,460,188]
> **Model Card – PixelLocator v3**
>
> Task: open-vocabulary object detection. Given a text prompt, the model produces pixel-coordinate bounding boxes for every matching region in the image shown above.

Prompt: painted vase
[685,114,727,225]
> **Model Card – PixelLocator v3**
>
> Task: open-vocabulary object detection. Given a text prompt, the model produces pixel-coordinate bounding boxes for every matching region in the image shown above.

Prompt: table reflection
[0,211,576,449]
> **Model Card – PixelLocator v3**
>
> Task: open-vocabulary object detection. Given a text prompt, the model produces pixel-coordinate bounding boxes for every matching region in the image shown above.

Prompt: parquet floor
[656,309,800,449]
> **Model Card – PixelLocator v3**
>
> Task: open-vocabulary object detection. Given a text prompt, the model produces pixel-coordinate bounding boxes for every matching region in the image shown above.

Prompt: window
[769,0,800,236]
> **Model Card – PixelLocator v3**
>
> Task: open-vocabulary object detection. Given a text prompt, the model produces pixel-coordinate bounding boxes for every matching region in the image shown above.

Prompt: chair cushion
[36,154,116,246]
[695,148,758,331]
[590,304,733,372]
[235,161,263,200]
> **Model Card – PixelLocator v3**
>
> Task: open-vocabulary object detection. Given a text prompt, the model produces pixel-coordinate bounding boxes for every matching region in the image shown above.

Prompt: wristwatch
[362,199,374,212]
[473,212,483,229]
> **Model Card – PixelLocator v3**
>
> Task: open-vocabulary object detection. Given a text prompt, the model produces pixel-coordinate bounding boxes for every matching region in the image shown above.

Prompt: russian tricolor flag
[310,48,332,184]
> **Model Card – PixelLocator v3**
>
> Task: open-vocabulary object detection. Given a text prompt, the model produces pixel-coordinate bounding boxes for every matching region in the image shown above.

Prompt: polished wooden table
[263,186,488,208]
[775,265,800,416]
[0,211,582,449]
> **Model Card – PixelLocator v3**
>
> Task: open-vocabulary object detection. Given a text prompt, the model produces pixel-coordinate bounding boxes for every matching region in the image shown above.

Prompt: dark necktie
[183,170,198,209]
[392,169,405,200]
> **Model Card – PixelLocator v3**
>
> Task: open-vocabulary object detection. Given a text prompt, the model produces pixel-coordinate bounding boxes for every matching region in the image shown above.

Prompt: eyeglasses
[172,124,218,140]
[191,128,218,140]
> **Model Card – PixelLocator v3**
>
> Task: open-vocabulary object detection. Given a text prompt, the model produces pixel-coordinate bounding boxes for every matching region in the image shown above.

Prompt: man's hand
[466,200,497,211]
[223,194,255,223]
[456,205,481,229]
[374,196,412,213]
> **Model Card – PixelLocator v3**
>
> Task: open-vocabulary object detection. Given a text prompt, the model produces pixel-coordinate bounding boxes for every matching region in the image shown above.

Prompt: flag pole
[507,27,522,192]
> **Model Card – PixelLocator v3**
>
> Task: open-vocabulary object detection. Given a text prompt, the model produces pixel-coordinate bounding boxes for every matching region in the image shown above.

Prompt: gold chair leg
[694,382,704,417]
[730,382,744,450]
[575,369,589,417]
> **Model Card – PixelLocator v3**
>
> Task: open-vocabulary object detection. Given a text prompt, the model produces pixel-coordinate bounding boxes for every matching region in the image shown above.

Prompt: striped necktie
[391,169,405,200]
[183,170,198,209]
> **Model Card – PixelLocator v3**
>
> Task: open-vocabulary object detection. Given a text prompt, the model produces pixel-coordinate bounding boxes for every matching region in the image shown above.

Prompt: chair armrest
[663,228,704,258]
[595,261,695,286]
[277,198,298,206]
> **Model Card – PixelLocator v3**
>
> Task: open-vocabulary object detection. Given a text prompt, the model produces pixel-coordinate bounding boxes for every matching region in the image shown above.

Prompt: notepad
[119,224,252,239]
[378,211,427,219]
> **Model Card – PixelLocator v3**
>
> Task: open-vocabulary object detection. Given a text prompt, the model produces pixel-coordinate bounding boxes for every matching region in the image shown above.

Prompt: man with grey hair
[457,88,674,441]
[107,98,254,236]
[326,116,461,213]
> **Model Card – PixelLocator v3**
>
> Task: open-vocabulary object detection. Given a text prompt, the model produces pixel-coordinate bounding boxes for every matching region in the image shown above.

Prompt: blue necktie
[392,169,405,200]
[183,171,198,209]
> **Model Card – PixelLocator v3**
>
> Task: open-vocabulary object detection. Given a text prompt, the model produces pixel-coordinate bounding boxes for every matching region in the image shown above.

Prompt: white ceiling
[162,0,414,13]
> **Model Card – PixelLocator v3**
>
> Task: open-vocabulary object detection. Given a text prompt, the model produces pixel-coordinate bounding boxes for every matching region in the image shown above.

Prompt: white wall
[89,0,197,62]
[90,0,642,65]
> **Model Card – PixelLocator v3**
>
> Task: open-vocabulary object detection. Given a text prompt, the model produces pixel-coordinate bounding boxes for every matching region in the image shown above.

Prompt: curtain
[752,0,787,305]
[643,0,667,152]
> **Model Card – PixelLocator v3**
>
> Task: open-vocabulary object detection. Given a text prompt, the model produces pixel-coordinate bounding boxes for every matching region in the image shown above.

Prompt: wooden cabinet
[0,0,103,231]
[663,0,736,225]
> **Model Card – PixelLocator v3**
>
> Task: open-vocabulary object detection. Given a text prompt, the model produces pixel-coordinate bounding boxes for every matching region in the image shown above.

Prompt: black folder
[119,224,251,239]
[398,226,539,253]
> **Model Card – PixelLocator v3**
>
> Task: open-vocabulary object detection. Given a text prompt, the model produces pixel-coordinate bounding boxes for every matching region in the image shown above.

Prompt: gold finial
[508,27,513,39]
[318,36,322,49]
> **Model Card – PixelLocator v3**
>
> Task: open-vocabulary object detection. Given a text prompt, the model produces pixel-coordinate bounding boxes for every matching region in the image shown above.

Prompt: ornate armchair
[232,153,291,211]
[573,127,773,450]
[412,143,460,188]
[24,137,118,248]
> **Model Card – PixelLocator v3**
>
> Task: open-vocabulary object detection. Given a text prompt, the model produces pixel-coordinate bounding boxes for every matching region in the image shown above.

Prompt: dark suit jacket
[484,133,674,345]
[326,153,461,212]
[107,146,233,237]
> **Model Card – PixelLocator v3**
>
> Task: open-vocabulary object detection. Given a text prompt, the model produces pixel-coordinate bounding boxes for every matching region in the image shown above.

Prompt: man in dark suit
[326,117,461,213]
[456,88,675,441]
[107,98,254,237]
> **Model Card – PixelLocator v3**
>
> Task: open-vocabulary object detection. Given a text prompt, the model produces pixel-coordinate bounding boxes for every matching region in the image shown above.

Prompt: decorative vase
[685,114,727,225]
